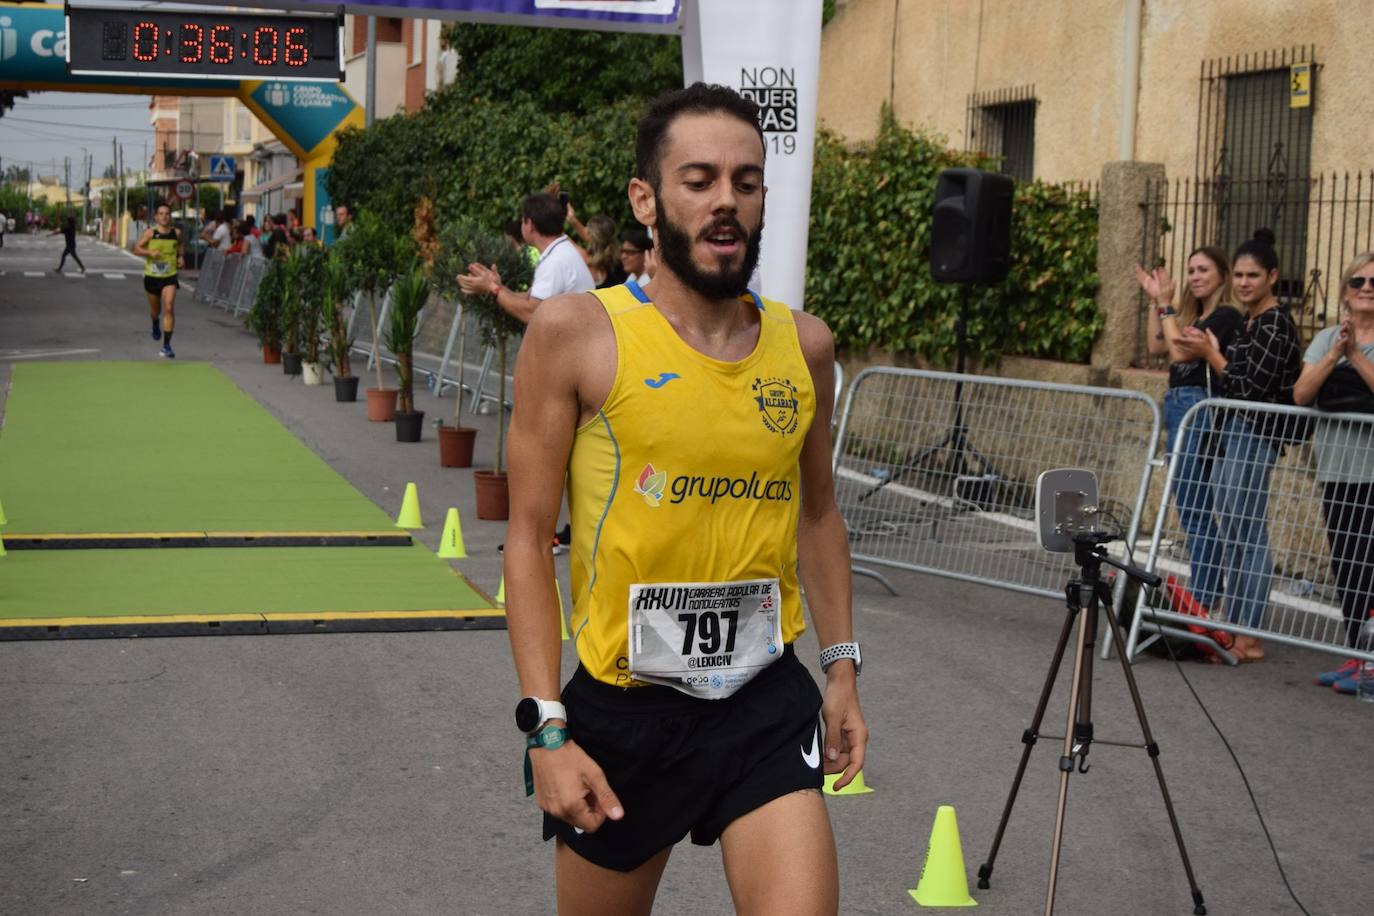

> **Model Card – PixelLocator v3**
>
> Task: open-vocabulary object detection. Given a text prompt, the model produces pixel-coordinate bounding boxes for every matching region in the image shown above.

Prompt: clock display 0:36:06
[124,21,311,67]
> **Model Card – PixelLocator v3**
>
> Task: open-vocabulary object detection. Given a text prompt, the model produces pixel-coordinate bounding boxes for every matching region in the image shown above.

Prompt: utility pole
[64,156,71,211]
[365,17,377,127]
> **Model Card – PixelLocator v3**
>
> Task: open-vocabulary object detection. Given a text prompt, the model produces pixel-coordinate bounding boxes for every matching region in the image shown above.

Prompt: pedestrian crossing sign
[208,155,236,182]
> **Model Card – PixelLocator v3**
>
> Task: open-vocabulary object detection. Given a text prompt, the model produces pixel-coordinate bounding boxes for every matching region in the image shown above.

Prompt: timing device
[1035,467,1101,553]
[65,4,343,82]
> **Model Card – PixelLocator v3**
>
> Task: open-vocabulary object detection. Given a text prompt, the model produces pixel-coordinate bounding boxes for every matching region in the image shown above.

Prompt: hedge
[328,103,1101,365]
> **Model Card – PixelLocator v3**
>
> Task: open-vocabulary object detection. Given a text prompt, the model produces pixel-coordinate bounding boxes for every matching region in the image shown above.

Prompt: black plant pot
[394,410,425,442]
[282,352,303,376]
[334,375,359,402]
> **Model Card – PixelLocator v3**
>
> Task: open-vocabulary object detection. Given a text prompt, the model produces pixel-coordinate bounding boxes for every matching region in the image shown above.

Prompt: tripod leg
[1099,582,1208,916]
[1043,592,1096,916]
[977,585,1080,890]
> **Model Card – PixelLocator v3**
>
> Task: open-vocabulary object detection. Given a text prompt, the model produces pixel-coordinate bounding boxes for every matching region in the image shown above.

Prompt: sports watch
[514,696,566,735]
[819,641,862,676]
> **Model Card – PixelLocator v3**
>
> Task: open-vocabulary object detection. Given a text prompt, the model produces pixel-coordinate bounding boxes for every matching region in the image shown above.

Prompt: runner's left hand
[820,672,867,789]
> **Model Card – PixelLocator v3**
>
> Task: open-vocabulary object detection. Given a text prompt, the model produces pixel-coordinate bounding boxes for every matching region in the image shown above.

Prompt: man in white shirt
[200,209,231,251]
[457,193,595,325]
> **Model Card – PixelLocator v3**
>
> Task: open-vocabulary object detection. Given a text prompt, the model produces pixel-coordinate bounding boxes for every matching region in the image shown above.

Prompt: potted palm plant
[279,248,304,377]
[321,253,358,402]
[245,258,284,363]
[441,219,533,518]
[294,245,328,385]
[333,211,406,420]
[385,263,430,442]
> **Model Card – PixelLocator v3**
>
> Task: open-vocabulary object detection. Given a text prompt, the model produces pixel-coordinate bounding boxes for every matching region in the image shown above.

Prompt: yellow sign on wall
[1290,63,1312,109]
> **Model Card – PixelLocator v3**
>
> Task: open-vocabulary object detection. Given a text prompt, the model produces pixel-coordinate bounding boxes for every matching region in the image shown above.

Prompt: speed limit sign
[174,179,195,201]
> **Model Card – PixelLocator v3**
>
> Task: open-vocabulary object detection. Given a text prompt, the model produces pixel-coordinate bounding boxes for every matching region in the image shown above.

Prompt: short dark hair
[521,193,565,237]
[244,215,256,229]
[635,82,765,191]
[1234,227,1279,273]
[504,219,524,243]
[621,227,652,252]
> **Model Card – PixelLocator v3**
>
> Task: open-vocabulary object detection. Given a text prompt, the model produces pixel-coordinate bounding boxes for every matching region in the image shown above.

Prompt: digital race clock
[66,5,343,82]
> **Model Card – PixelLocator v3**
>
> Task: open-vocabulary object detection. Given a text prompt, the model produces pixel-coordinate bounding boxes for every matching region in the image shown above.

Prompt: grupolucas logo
[634,463,667,507]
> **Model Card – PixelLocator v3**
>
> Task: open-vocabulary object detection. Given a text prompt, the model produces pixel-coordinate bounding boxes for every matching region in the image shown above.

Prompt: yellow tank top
[144,228,179,278]
[567,281,816,688]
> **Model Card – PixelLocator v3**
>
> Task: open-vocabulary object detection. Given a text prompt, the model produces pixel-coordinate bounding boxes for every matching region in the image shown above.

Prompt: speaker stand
[859,283,1001,504]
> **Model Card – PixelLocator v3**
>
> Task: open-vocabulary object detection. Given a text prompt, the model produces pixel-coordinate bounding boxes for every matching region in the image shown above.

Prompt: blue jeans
[1212,414,1280,629]
[1163,386,1225,609]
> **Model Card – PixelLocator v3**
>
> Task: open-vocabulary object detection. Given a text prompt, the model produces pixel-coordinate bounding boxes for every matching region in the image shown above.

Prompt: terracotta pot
[333,376,359,402]
[437,424,477,468]
[366,387,398,422]
[301,362,323,386]
[473,470,510,520]
[394,410,425,442]
[262,343,281,364]
[282,352,303,376]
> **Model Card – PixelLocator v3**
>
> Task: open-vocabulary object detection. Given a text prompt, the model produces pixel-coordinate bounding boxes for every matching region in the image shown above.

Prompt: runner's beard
[654,195,763,301]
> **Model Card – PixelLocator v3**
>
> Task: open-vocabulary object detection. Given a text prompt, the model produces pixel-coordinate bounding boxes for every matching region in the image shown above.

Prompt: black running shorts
[144,275,179,295]
[542,644,824,872]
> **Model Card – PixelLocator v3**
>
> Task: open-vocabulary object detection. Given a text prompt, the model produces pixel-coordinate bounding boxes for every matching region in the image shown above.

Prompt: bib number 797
[679,610,738,656]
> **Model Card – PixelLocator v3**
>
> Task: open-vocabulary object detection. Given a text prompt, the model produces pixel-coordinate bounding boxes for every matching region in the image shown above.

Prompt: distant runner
[50,216,86,273]
[133,203,184,358]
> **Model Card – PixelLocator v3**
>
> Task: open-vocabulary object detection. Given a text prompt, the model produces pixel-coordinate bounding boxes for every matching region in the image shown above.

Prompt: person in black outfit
[1179,229,1303,662]
[1294,251,1374,688]
[1137,246,1244,616]
[50,216,86,273]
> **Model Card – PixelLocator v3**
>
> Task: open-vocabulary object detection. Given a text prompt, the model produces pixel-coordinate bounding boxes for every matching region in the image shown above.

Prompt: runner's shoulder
[527,291,610,346]
[791,310,835,365]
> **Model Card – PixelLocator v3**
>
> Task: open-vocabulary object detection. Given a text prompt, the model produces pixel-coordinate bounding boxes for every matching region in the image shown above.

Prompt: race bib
[628,578,783,699]
[153,261,170,275]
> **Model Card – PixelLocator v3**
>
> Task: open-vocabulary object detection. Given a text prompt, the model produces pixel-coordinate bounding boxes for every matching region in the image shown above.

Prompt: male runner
[504,83,867,916]
[133,203,184,358]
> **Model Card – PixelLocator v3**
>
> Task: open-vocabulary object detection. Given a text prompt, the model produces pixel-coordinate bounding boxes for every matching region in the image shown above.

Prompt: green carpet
[0,362,397,535]
[0,545,501,637]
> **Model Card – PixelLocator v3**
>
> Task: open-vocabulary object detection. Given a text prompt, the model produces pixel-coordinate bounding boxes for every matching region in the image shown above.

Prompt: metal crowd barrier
[1126,399,1374,665]
[193,248,225,303]
[831,367,1161,602]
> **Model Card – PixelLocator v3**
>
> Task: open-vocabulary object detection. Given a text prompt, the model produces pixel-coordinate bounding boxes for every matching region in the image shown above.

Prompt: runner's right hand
[530,738,624,833]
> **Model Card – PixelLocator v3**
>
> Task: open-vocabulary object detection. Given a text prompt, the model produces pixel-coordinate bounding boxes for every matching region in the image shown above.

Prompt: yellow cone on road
[824,770,874,796]
[437,508,466,558]
[909,806,977,907]
[395,482,423,529]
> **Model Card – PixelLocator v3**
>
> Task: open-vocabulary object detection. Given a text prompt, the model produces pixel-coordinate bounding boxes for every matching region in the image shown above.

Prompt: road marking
[64,272,88,279]
[103,273,127,280]
[0,348,102,361]
[23,271,45,277]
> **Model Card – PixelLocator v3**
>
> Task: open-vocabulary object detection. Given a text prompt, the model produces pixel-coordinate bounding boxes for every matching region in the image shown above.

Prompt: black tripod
[976,532,1207,916]
[858,284,997,503]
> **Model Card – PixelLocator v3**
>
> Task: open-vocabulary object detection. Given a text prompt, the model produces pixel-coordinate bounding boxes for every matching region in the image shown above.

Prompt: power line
[2,115,152,131]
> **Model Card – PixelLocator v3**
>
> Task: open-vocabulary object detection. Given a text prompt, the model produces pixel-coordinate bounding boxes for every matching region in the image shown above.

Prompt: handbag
[1316,363,1374,414]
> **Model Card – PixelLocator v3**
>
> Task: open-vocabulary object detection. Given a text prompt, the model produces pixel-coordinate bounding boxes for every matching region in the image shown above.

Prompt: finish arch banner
[286,0,681,33]
[682,0,822,311]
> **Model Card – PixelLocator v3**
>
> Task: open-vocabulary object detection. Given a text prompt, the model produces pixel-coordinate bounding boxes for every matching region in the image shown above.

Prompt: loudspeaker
[930,168,1014,284]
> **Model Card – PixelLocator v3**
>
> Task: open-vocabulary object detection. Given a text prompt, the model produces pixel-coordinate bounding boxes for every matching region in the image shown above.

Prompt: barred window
[966,86,1037,184]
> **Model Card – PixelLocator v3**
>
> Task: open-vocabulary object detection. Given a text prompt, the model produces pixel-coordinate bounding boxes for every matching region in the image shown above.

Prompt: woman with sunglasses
[1293,252,1374,691]
[1175,228,1302,662]
[1136,248,1244,620]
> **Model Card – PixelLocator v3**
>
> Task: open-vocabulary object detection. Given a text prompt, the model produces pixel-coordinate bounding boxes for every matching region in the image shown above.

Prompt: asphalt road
[1,233,1371,915]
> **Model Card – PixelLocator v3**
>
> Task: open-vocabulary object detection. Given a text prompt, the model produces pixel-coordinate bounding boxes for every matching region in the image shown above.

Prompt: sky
[1,91,156,183]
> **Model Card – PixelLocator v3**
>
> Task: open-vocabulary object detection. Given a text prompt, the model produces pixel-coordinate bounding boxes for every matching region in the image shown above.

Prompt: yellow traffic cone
[909,806,977,907]
[0,534,6,557]
[437,508,467,558]
[0,497,7,526]
[496,574,505,606]
[555,580,569,640]
[395,482,423,529]
[823,770,874,796]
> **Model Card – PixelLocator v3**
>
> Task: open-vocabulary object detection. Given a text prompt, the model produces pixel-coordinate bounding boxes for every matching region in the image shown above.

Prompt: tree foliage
[438,22,680,116]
